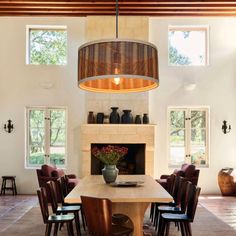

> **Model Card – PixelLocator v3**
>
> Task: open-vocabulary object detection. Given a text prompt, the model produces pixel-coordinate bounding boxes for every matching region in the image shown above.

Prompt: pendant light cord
[116,0,119,38]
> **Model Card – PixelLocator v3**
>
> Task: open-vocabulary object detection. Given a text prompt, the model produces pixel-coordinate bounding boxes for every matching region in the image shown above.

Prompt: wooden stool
[1,176,17,195]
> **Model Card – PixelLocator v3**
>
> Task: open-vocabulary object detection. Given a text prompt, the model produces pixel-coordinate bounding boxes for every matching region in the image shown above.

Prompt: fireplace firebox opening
[91,143,145,175]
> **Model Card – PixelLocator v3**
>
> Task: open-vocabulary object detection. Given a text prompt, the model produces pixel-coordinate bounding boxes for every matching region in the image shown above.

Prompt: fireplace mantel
[80,124,156,177]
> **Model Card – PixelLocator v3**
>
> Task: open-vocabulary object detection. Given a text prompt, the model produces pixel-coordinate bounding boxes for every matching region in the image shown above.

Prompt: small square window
[168,26,208,66]
[26,25,67,65]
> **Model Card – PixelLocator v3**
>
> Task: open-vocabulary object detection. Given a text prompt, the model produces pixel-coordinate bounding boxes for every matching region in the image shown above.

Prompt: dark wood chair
[158,184,201,236]
[81,195,133,236]
[37,187,74,236]
[47,181,82,236]
[57,177,86,231]
[150,174,176,224]
[157,180,191,234]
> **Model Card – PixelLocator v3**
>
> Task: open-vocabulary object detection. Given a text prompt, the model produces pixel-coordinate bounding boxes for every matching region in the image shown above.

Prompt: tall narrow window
[168,107,209,167]
[26,107,67,168]
[168,25,209,66]
[26,25,67,65]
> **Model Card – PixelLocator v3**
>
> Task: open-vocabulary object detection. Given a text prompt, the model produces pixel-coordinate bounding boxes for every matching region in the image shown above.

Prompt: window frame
[26,25,67,65]
[168,25,209,66]
[167,106,210,168]
[25,106,68,169]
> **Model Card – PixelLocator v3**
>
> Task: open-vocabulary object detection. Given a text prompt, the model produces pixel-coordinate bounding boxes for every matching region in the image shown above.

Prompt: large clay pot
[109,107,120,124]
[218,168,236,196]
[102,165,119,184]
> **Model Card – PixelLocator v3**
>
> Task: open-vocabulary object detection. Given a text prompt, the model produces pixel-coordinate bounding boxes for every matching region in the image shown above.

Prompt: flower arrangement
[91,145,128,165]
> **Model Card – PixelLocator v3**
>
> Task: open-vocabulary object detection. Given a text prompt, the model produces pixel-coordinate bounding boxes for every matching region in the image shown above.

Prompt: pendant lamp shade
[78,39,159,93]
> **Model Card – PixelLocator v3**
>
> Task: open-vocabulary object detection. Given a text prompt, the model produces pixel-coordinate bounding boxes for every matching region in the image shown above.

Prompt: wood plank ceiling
[0,0,236,17]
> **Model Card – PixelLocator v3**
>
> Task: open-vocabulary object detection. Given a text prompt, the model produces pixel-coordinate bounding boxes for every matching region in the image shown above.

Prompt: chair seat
[158,205,181,212]
[57,205,81,212]
[48,213,74,222]
[111,224,133,236]
[161,213,189,221]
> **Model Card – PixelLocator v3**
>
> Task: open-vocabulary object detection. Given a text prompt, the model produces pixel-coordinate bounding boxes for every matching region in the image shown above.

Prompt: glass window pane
[50,110,66,128]
[29,110,44,128]
[170,147,185,165]
[170,129,185,145]
[191,129,206,146]
[191,111,206,128]
[191,147,206,165]
[50,128,65,146]
[50,147,65,165]
[169,28,207,66]
[170,111,185,128]
[29,29,67,65]
[29,146,45,165]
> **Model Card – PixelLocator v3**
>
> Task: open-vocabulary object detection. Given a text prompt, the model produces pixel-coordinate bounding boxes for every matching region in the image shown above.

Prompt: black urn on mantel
[109,107,120,124]
[121,110,133,124]
[87,111,95,124]
[96,112,104,124]
[135,115,142,124]
[143,113,149,124]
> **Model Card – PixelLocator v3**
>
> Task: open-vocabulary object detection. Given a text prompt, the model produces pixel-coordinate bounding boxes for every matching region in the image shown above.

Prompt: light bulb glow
[113,77,120,85]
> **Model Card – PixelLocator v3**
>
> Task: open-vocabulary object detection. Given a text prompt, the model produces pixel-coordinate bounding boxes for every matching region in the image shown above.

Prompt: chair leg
[53,222,59,236]
[74,211,81,236]
[80,207,86,230]
[46,223,52,236]
[67,221,74,236]
[184,222,192,236]
[165,221,170,236]
[180,221,186,236]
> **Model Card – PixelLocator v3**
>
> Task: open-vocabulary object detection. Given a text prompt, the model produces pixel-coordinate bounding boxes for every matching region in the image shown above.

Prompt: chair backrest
[186,184,201,221]
[166,174,176,195]
[81,195,112,236]
[46,181,59,213]
[60,175,69,197]
[172,175,183,204]
[37,187,49,224]
[179,181,191,213]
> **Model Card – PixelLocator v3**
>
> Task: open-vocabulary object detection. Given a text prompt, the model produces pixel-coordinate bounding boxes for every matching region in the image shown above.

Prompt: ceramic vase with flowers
[91,145,128,183]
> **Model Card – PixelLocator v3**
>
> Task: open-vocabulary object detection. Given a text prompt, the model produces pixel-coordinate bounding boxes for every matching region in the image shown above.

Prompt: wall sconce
[4,120,14,133]
[222,120,231,134]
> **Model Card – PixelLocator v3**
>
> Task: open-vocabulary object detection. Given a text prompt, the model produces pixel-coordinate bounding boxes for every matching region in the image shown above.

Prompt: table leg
[112,202,150,236]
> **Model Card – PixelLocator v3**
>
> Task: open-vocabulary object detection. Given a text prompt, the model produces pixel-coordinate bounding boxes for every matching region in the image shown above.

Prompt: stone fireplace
[80,124,156,177]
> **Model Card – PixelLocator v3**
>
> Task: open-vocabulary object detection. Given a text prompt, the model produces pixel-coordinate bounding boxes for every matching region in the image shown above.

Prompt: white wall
[149,17,236,194]
[0,17,86,194]
[0,16,236,194]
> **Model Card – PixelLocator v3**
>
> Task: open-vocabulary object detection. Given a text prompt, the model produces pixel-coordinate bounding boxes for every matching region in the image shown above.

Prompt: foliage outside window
[27,26,67,65]
[168,26,208,66]
[26,107,67,168]
[168,107,209,167]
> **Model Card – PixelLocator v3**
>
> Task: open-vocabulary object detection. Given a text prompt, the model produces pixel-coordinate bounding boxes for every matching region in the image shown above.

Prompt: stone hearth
[80,124,156,177]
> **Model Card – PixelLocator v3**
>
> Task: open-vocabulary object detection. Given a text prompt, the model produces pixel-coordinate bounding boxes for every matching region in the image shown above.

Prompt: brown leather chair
[157,164,200,190]
[81,195,133,236]
[36,164,79,193]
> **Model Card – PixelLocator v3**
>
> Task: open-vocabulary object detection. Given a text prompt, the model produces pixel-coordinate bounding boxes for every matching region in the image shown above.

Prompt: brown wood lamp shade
[78,39,159,93]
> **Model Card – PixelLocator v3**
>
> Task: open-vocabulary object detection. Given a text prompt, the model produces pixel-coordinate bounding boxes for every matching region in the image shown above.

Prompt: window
[168,107,209,167]
[26,107,67,168]
[26,25,67,65]
[168,26,208,66]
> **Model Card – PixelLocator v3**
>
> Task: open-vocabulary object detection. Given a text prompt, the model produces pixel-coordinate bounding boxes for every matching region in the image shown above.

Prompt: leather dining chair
[37,187,74,236]
[81,195,133,236]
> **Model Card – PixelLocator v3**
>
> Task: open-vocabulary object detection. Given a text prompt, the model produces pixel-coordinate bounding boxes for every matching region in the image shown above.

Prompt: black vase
[109,107,120,124]
[121,110,133,124]
[143,113,149,124]
[135,115,142,124]
[96,113,104,124]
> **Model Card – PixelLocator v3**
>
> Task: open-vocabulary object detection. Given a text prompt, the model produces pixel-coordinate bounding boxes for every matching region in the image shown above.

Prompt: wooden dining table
[65,175,173,236]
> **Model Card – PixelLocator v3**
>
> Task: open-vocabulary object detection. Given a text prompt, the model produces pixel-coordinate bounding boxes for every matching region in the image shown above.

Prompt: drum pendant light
[78,0,159,93]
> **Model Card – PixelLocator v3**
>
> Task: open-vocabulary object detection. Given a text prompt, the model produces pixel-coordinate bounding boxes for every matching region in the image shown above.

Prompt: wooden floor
[0,194,236,232]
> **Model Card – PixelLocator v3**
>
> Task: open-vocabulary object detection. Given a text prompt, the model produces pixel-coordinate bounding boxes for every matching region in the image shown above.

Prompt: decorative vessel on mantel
[109,107,120,124]
[121,110,133,124]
